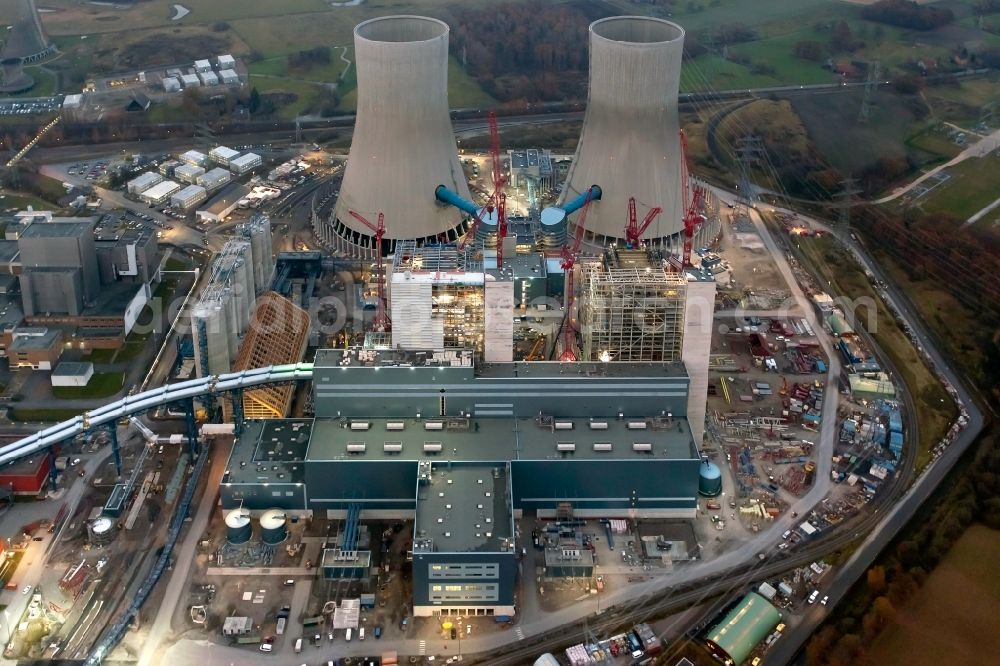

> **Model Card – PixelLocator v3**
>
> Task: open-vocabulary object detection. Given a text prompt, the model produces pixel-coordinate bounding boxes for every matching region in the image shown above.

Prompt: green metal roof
[828,312,854,336]
[705,592,780,665]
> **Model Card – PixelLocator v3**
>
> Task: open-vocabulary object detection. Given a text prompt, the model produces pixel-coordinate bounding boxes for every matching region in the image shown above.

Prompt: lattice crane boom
[559,186,596,362]
[348,210,390,331]
[624,196,663,247]
[678,130,705,268]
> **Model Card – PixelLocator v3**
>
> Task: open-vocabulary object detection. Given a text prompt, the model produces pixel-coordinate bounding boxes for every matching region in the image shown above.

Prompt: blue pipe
[563,185,602,216]
[435,185,480,217]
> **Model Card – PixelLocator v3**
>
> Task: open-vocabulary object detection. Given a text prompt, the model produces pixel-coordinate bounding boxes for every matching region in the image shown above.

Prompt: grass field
[51,372,124,400]
[870,525,1000,666]
[794,232,956,469]
[917,152,1000,221]
[0,193,59,213]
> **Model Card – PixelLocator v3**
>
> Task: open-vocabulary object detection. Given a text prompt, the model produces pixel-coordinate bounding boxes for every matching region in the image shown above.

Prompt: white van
[345,627,353,642]
[359,627,366,641]
[294,637,303,652]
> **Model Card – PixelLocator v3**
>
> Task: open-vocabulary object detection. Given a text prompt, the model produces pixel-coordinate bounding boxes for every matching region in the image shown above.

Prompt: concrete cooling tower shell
[329,16,472,257]
[560,17,686,248]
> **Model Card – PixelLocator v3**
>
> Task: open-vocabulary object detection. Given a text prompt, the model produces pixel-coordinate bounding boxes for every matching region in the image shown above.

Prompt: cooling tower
[560,17,686,248]
[328,16,472,257]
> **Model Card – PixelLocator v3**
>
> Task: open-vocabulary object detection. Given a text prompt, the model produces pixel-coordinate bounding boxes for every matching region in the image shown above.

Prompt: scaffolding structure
[229,293,310,419]
[390,241,488,353]
[580,255,687,363]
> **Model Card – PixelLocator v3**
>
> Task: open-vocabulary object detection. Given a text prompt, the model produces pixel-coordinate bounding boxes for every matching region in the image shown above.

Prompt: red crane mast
[624,196,663,248]
[559,186,596,362]
[677,130,705,269]
[348,210,390,332]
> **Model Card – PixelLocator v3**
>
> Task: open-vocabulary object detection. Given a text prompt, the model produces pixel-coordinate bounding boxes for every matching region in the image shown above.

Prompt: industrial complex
[0,7,981,666]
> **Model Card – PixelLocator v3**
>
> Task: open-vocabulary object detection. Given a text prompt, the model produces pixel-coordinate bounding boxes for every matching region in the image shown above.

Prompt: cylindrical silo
[538,207,568,248]
[225,508,253,545]
[88,516,116,547]
[329,16,473,257]
[560,17,686,249]
[259,509,288,546]
[698,460,723,497]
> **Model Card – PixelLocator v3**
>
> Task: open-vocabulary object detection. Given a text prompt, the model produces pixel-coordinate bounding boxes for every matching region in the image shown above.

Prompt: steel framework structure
[580,265,687,363]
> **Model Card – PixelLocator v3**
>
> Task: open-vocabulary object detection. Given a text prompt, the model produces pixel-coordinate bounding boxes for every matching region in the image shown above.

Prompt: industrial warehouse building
[126,171,163,195]
[180,150,210,168]
[704,592,782,665]
[210,146,240,167]
[197,167,231,191]
[174,164,205,184]
[221,346,701,615]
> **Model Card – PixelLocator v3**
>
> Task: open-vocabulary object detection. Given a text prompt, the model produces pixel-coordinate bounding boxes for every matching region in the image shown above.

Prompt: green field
[871,525,1000,666]
[52,372,125,400]
[0,193,59,213]
[917,153,1000,221]
[11,408,84,423]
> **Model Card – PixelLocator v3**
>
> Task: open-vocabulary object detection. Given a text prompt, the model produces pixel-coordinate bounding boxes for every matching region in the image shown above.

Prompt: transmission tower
[734,136,764,219]
[858,60,881,124]
[834,177,862,236]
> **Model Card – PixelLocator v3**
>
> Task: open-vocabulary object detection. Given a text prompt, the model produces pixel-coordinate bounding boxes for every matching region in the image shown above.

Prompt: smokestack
[559,17,686,248]
[328,16,473,257]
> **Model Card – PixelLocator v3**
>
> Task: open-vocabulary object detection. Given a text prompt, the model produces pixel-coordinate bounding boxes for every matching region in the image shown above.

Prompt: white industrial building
[170,184,208,211]
[50,362,94,388]
[174,164,205,184]
[198,70,219,86]
[180,73,200,88]
[62,94,83,109]
[179,150,209,167]
[210,146,240,166]
[139,180,181,206]
[194,59,213,73]
[219,69,239,85]
[197,167,232,191]
[229,153,261,175]
[127,171,163,195]
[162,77,181,93]
[217,54,236,69]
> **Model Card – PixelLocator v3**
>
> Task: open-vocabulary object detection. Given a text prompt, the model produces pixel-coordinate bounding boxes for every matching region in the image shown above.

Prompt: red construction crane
[678,130,706,269]
[348,209,390,332]
[559,187,596,362]
[488,111,510,269]
[624,196,663,248]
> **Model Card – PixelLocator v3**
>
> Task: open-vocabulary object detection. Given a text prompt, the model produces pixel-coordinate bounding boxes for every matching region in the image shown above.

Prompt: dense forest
[861,0,954,31]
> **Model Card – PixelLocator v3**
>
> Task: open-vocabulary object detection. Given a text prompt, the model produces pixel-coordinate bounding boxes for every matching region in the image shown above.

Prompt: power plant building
[191,240,257,378]
[327,16,473,256]
[18,220,100,317]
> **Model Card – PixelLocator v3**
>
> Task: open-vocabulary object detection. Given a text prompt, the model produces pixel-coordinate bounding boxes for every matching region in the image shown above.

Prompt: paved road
[873,126,1000,204]
[137,442,232,666]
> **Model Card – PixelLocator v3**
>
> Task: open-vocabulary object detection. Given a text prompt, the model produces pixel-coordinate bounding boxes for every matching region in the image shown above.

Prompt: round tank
[538,207,568,248]
[225,508,253,545]
[475,207,499,247]
[88,516,116,546]
[698,460,723,497]
[260,509,288,546]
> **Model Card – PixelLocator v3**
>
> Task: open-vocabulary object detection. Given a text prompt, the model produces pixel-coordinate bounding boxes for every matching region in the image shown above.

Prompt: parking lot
[0,97,62,116]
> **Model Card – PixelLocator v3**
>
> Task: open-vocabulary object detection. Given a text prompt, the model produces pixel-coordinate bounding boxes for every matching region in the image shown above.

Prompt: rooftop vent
[589,421,609,430]
[346,442,366,454]
[632,442,653,452]
[350,421,371,431]
[424,421,444,431]
[554,421,574,430]
[383,442,403,453]
[557,442,576,452]
[423,442,443,453]
[386,421,406,431]
[593,442,613,452]
[627,421,648,430]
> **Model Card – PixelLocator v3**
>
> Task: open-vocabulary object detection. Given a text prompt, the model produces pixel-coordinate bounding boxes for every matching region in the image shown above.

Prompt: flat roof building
[180,150,210,167]
[219,69,239,85]
[162,76,180,93]
[193,59,212,73]
[174,163,205,184]
[217,54,236,69]
[180,73,200,88]
[139,180,180,205]
[8,327,62,369]
[170,184,208,212]
[51,361,94,387]
[229,152,261,175]
[126,171,163,195]
[197,166,232,191]
[18,219,100,317]
[198,70,219,86]
[210,146,240,166]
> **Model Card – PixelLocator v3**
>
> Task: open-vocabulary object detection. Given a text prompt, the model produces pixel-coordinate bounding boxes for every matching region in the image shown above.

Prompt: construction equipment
[348,210,390,332]
[677,130,706,269]
[459,111,509,267]
[624,196,663,248]
[559,186,597,362]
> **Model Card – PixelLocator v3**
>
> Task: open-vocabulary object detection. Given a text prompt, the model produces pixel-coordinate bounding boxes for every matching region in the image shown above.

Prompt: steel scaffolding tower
[580,261,687,362]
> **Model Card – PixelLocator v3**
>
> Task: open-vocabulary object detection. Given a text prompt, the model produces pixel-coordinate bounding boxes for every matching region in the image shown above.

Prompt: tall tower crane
[559,186,597,362]
[624,196,663,248]
[459,111,509,268]
[348,210,390,332]
[677,130,706,269]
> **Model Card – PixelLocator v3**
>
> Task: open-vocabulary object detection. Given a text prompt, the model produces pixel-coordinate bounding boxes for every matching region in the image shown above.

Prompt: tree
[794,40,823,61]
[872,596,898,625]
[248,88,261,114]
[830,21,856,52]
[867,565,887,595]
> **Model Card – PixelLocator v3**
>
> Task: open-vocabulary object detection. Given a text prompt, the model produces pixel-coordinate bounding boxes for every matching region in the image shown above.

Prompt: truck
[275,618,286,636]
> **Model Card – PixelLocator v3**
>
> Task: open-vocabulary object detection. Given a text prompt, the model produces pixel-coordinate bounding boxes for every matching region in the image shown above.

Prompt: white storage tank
[225,508,253,545]
[88,516,116,546]
[260,509,288,545]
